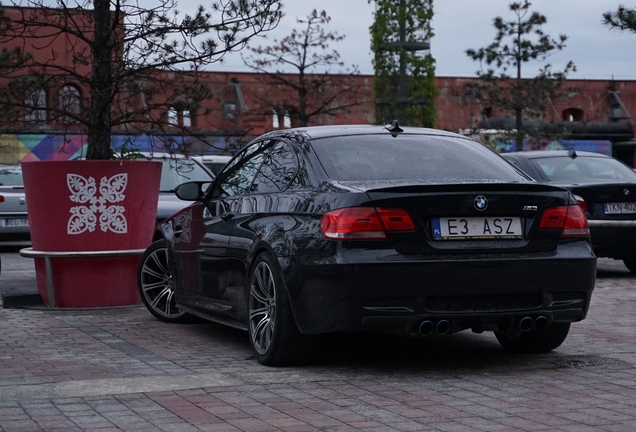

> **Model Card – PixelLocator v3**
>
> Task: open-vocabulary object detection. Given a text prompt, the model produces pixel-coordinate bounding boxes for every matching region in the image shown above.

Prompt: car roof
[192,155,233,162]
[257,124,469,141]
[503,150,610,159]
[139,152,189,160]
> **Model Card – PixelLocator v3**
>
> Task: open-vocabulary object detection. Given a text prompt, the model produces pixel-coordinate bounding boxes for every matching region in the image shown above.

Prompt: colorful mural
[0,134,234,164]
[1,133,615,165]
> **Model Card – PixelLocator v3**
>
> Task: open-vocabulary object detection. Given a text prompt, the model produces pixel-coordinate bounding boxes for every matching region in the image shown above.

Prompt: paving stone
[1,253,636,431]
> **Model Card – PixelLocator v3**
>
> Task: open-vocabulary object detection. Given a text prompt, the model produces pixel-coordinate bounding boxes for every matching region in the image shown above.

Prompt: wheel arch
[245,241,301,329]
[152,228,164,242]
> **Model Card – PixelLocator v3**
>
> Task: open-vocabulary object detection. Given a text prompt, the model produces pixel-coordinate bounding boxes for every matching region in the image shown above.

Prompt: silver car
[0,164,29,239]
[146,154,216,224]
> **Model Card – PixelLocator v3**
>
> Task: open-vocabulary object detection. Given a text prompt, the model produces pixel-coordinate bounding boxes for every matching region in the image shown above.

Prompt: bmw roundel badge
[474,195,488,211]
[624,189,630,196]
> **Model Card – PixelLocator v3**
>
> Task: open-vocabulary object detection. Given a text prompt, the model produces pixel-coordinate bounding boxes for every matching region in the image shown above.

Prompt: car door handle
[221,213,234,222]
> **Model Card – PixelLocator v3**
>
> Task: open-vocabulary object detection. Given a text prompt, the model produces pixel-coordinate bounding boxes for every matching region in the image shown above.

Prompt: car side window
[249,142,298,194]
[216,140,274,196]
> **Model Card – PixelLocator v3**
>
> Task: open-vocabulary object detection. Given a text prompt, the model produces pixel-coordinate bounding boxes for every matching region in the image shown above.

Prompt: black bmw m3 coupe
[138,124,596,366]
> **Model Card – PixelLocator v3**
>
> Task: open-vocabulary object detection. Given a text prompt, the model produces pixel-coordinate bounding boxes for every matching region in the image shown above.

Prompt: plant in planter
[20,140,159,307]
[0,0,282,307]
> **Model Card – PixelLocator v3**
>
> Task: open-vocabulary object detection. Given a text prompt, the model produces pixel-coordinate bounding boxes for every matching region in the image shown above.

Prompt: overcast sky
[213,0,636,80]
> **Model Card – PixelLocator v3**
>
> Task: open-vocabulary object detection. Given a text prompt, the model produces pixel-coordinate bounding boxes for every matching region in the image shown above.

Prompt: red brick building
[1,7,635,164]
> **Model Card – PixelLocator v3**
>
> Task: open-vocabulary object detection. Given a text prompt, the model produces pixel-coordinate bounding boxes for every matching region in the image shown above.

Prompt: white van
[192,155,233,176]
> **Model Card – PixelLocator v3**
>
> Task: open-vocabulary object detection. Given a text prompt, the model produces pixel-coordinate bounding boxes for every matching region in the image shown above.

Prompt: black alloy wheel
[495,322,571,353]
[248,252,317,366]
[137,239,193,323]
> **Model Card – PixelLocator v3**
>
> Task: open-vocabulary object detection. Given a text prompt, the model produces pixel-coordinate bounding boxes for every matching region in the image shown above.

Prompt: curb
[1,292,42,308]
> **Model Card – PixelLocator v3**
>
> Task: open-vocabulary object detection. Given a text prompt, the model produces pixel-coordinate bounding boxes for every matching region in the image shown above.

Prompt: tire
[622,257,636,273]
[137,239,193,323]
[248,252,317,366]
[495,322,571,353]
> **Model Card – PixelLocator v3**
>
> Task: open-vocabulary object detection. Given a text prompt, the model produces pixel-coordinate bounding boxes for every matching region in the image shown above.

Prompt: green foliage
[603,6,636,33]
[108,138,145,160]
[466,1,575,144]
[369,0,438,127]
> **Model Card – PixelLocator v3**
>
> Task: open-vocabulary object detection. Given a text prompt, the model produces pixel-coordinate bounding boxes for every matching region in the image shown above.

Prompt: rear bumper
[281,241,596,335]
[588,220,636,227]
[588,220,636,258]
[0,213,30,235]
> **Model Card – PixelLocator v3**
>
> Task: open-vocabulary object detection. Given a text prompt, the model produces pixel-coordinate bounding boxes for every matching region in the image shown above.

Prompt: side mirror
[175,182,205,201]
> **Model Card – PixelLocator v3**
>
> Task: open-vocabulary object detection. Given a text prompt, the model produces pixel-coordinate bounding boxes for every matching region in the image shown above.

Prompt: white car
[192,155,233,176]
[0,164,29,239]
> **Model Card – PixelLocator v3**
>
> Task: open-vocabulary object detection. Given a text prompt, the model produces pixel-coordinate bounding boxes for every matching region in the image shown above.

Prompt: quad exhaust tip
[436,319,451,335]
[418,319,452,336]
[518,316,550,332]
[534,315,549,331]
[418,320,434,336]
[519,316,534,332]
[417,316,549,336]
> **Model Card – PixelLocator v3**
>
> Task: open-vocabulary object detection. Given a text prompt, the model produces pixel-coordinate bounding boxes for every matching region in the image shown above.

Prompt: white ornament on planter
[67,173,128,235]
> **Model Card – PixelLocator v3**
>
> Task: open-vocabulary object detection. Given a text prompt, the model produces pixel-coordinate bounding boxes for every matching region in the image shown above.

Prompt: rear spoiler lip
[330,179,566,194]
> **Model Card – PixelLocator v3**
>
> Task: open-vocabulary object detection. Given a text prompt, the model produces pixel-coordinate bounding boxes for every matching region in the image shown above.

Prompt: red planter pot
[21,160,162,307]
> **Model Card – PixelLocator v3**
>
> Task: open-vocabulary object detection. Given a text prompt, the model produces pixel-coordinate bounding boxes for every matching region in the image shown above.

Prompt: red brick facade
[2,6,635,163]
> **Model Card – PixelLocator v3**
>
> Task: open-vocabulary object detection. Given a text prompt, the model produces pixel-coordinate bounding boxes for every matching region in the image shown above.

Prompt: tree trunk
[515,107,523,150]
[515,42,523,150]
[298,69,308,127]
[86,0,113,160]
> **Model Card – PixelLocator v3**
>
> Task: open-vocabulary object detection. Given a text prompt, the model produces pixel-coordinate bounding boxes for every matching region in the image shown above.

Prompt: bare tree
[466,1,575,147]
[0,0,282,159]
[242,9,367,128]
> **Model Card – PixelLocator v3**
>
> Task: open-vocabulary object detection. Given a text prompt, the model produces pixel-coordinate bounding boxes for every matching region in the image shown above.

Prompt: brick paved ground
[1,250,636,432]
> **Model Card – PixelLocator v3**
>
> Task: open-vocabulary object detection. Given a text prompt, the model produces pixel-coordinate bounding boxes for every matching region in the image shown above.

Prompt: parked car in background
[192,155,233,176]
[137,125,596,366]
[146,154,215,224]
[503,150,636,272]
[0,164,29,240]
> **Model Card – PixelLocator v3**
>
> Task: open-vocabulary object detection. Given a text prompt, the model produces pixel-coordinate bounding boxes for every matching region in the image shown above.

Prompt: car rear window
[159,159,213,191]
[0,166,24,186]
[310,134,528,182]
[530,156,636,182]
[205,162,228,175]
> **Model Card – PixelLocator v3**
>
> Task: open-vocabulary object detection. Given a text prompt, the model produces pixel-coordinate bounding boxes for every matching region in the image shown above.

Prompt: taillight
[376,208,416,231]
[321,207,415,240]
[573,194,588,212]
[0,195,4,203]
[539,205,589,237]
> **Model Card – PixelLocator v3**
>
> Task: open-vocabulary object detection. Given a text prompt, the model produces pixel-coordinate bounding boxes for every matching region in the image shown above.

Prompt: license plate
[0,218,29,227]
[433,217,522,240]
[604,202,636,214]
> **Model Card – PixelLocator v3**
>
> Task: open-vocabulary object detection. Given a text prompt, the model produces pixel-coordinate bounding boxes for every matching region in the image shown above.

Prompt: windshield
[310,134,529,182]
[159,159,213,191]
[0,165,24,186]
[530,156,636,182]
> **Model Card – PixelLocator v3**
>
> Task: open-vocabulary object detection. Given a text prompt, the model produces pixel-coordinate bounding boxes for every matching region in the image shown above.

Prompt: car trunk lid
[569,183,636,220]
[359,182,573,255]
